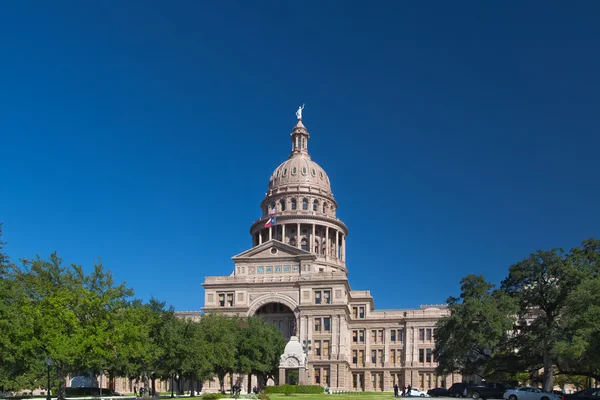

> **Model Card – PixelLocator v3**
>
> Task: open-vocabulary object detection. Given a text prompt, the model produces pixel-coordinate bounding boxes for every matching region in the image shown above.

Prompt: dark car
[428,388,450,397]
[467,382,509,399]
[565,388,600,400]
[449,383,468,398]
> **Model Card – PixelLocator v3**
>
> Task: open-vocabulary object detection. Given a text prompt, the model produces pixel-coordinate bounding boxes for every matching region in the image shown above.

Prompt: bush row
[264,385,324,394]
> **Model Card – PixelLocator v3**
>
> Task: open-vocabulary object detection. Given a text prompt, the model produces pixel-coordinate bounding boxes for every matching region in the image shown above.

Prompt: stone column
[312,224,316,253]
[299,367,307,385]
[297,223,301,248]
[342,234,346,261]
[269,226,272,240]
[259,231,263,245]
[336,231,339,259]
[331,364,338,389]
[384,328,390,366]
[325,228,329,258]
[282,224,286,244]
[331,314,338,360]
[279,367,285,386]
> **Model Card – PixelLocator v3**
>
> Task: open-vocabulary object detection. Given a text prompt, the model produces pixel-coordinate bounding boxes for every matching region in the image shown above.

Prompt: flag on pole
[264,206,276,228]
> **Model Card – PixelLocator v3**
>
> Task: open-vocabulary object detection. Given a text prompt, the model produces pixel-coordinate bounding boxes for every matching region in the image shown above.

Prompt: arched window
[313,200,318,212]
[302,198,308,210]
[323,202,327,213]
[321,239,326,255]
[280,199,286,211]
[301,238,308,251]
[314,242,320,253]
[291,199,297,210]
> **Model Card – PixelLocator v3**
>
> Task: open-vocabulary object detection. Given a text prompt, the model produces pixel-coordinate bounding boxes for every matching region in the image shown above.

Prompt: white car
[407,388,430,397]
[504,387,561,400]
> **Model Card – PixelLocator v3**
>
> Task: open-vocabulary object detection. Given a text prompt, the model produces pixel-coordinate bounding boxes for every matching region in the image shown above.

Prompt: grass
[269,393,395,400]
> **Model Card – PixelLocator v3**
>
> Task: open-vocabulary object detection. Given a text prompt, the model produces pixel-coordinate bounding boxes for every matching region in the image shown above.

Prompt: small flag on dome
[265,206,276,228]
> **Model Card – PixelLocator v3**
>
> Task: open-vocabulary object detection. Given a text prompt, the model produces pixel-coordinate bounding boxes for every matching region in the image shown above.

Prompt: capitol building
[200,110,462,393]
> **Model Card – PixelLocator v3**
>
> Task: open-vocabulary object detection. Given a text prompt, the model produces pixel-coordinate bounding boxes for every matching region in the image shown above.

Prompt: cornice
[250,214,349,235]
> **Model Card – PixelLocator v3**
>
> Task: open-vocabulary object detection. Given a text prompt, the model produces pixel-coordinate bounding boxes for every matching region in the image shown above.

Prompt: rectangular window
[352,307,358,319]
[226,293,234,307]
[218,294,225,307]
[323,290,331,304]
[399,328,404,342]
[433,350,438,362]
[378,349,383,365]
[352,330,358,343]
[352,350,358,364]
[378,329,384,343]
[323,340,330,357]
[390,349,396,365]
[419,348,425,363]
[324,317,331,332]
[359,306,365,318]
[314,318,321,332]
[315,291,322,304]
[391,329,396,342]
[396,349,402,365]
[371,350,377,364]
[426,328,432,341]
[359,330,365,343]
[314,340,321,356]
[419,328,425,341]
[314,368,320,384]
[358,350,364,366]
[426,348,432,363]
[371,330,377,343]
[323,367,330,386]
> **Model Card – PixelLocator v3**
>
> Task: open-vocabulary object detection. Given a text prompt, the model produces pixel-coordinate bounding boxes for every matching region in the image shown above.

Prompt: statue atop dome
[295,104,305,120]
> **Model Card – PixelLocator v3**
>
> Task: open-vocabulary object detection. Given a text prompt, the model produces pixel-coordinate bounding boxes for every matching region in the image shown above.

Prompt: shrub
[202,393,227,400]
[264,385,323,394]
[258,393,270,400]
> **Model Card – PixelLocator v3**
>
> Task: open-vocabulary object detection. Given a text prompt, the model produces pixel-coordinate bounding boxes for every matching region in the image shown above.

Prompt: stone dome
[267,120,333,196]
[268,155,332,194]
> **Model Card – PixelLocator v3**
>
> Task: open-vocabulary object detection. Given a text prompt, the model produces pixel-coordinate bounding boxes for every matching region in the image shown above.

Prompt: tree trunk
[57,375,67,400]
[151,377,156,397]
[542,334,554,392]
[218,373,225,393]
[247,373,252,394]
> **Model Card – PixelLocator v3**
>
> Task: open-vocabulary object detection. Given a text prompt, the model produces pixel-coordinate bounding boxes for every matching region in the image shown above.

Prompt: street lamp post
[45,358,52,400]
[171,374,174,398]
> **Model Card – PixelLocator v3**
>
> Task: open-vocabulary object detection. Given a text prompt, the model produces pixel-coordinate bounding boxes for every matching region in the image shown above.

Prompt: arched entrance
[254,302,296,340]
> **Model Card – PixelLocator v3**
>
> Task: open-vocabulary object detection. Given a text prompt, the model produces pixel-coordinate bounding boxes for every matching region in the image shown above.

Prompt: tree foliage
[436,238,600,391]
[435,274,517,378]
[0,228,286,396]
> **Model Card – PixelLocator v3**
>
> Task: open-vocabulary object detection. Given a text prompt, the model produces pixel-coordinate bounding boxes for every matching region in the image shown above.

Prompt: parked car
[564,388,600,400]
[503,387,561,400]
[468,382,510,399]
[428,388,450,397]
[449,383,469,398]
[408,388,430,397]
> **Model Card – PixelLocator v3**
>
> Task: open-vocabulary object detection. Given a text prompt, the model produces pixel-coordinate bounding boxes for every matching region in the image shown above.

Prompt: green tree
[236,316,285,393]
[501,242,590,392]
[13,253,132,400]
[199,313,237,393]
[554,273,600,382]
[434,274,517,378]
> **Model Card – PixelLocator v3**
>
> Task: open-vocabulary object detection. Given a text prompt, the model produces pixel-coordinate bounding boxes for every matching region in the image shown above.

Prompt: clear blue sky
[1,1,598,311]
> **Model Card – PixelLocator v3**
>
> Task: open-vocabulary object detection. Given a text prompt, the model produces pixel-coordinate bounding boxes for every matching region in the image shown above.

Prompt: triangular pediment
[232,239,316,262]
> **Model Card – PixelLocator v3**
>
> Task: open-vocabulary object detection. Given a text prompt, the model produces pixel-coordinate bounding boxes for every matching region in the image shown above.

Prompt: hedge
[264,385,324,394]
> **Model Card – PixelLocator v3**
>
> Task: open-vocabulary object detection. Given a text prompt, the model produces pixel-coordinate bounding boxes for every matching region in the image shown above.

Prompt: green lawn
[269,394,395,400]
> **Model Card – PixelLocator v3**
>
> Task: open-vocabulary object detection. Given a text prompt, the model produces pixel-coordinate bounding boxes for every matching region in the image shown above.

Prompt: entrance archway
[254,302,296,340]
